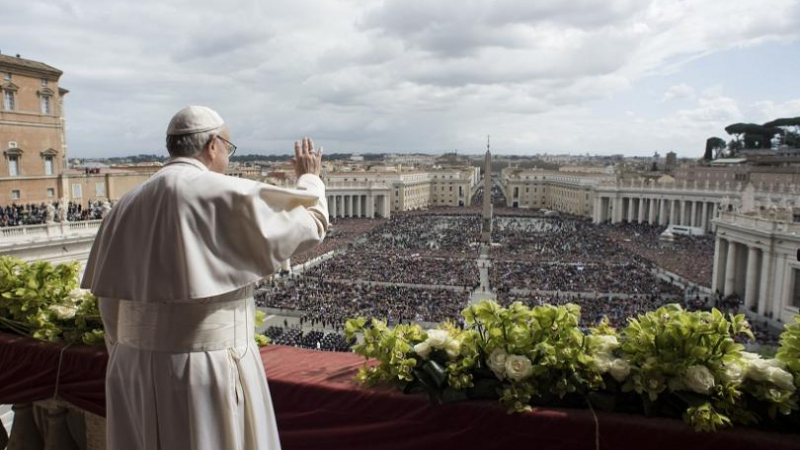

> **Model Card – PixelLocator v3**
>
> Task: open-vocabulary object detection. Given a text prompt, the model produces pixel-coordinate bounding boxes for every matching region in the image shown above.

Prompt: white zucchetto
[167,105,225,136]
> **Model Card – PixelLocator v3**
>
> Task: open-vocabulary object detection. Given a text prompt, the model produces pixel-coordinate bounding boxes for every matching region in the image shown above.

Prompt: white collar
[164,157,209,171]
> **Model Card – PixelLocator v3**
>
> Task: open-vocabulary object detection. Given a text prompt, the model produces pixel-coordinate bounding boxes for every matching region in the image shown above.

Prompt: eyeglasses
[216,135,237,157]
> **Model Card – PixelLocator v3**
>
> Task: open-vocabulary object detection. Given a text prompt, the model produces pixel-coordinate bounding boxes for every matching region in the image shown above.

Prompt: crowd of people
[290,217,387,266]
[353,214,481,258]
[492,217,640,263]
[598,222,714,286]
[0,200,111,227]
[470,182,506,207]
[305,253,478,287]
[253,211,779,348]
[255,277,470,329]
[498,292,676,329]
[491,261,683,296]
[264,326,353,352]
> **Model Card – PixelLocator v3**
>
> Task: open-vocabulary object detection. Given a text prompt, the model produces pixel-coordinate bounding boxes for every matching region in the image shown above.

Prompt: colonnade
[711,236,795,318]
[594,196,719,232]
[326,194,389,219]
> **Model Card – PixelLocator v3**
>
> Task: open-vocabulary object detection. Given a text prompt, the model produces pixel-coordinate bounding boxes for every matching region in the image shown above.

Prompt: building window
[8,155,19,176]
[44,156,54,175]
[3,90,15,110]
[11,190,20,200]
[72,184,82,199]
[47,188,55,197]
[3,73,9,81]
[41,96,51,114]
[96,182,106,197]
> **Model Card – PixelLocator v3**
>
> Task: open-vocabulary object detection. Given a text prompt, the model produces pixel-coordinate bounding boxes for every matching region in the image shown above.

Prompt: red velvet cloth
[1,332,798,450]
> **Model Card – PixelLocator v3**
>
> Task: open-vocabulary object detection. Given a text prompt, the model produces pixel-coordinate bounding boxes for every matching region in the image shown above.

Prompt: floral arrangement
[0,256,270,347]
[345,300,800,432]
[0,256,104,345]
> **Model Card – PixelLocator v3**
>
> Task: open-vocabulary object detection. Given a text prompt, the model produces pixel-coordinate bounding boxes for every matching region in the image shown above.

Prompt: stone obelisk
[481,136,492,245]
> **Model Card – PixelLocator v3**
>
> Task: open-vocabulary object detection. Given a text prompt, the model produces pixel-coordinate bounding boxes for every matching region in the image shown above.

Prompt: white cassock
[81,157,329,450]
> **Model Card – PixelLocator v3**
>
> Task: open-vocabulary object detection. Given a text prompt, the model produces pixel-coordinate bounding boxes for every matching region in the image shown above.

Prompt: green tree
[724,123,783,150]
[704,137,726,160]
[763,117,800,148]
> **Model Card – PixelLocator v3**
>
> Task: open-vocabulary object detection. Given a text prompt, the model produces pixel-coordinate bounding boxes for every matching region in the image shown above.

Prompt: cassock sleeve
[219,173,329,279]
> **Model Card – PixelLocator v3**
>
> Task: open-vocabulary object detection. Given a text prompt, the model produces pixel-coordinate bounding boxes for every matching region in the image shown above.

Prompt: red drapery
[0,333,797,450]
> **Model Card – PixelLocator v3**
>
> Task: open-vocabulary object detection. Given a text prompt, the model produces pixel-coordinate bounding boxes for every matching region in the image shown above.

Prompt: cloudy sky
[3,0,799,158]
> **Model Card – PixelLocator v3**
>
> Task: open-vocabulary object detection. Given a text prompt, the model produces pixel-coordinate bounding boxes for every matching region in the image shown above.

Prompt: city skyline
[2,0,799,158]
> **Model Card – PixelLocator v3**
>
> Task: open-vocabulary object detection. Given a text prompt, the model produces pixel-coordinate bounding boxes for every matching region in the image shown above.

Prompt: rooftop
[0,53,63,77]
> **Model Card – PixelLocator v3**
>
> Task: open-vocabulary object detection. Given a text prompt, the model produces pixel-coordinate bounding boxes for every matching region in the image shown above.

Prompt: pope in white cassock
[81,105,329,450]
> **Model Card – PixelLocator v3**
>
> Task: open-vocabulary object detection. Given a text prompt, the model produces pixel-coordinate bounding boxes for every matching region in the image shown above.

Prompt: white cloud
[751,99,800,122]
[0,0,798,157]
[662,83,695,102]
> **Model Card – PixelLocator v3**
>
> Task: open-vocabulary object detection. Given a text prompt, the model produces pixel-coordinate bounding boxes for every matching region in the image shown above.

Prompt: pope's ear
[203,137,217,160]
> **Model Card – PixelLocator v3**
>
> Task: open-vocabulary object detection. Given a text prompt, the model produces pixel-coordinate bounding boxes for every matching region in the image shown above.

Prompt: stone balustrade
[0,220,102,243]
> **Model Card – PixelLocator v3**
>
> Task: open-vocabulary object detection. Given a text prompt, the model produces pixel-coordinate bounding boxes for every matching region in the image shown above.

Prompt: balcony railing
[716,211,800,234]
[0,220,102,243]
[597,179,798,195]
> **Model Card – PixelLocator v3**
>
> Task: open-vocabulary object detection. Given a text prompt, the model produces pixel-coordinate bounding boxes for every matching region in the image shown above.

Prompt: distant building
[501,168,609,216]
[665,151,677,169]
[0,53,69,205]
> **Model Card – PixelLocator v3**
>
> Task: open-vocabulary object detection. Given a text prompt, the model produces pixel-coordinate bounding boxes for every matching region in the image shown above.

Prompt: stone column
[637,198,646,223]
[612,197,622,223]
[627,198,635,222]
[659,199,667,226]
[648,198,657,224]
[593,196,601,223]
[670,200,678,225]
[724,241,738,296]
[701,201,709,232]
[757,248,773,316]
[351,195,357,217]
[712,237,726,294]
[689,201,696,227]
[367,194,374,218]
[330,196,337,218]
[771,253,789,316]
[744,246,759,311]
[779,257,794,320]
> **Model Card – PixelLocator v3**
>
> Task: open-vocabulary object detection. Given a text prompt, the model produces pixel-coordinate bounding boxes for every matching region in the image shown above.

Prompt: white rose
[746,358,773,382]
[740,351,761,363]
[505,354,534,382]
[487,348,508,379]
[609,358,631,382]
[723,362,745,384]
[67,288,88,304]
[683,365,716,394]
[766,367,796,392]
[49,304,77,320]
[426,329,449,348]
[413,341,432,359]
[591,351,614,373]
[445,339,461,359]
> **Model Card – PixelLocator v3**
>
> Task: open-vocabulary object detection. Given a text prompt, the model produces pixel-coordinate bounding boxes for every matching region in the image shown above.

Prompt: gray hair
[165,129,218,157]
